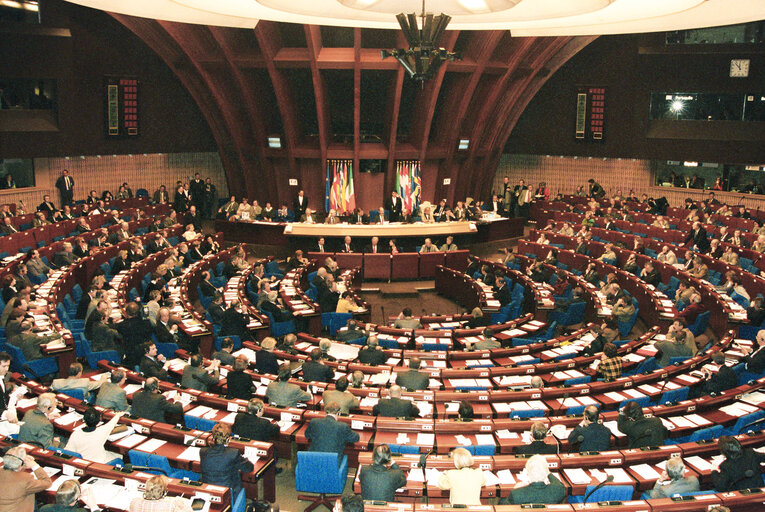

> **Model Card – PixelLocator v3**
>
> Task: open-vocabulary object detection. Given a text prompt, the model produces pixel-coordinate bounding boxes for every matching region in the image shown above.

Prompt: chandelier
[381,0,462,85]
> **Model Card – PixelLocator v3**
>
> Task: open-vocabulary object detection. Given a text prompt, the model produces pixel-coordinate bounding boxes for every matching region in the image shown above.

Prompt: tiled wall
[0,152,228,209]
[493,154,765,209]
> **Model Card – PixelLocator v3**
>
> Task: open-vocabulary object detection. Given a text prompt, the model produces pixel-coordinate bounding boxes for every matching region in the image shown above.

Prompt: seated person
[395,357,428,391]
[596,343,623,381]
[515,421,556,455]
[372,385,419,417]
[648,457,699,498]
[567,405,611,453]
[65,407,125,464]
[212,337,236,366]
[437,448,485,506]
[232,398,279,442]
[617,401,668,448]
[181,354,220,392]
[266,364,311,407]
[226,356,255,400]
[322,376,360,414]
[19,393,61,448]
[711,436,765,491]
[131,377,183,423]
[359,444,407,502]
[302,347,334,383]
[499,455,566,505]
[51,362,108,401]
[357,336,387,366]
[95,369,129,412]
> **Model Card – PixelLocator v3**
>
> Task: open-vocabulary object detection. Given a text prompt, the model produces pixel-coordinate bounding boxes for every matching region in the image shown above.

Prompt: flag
[396,160,421,214]
[325,159,355,214]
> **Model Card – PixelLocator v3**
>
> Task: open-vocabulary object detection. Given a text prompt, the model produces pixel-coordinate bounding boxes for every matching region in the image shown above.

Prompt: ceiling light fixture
[381,0,461,86]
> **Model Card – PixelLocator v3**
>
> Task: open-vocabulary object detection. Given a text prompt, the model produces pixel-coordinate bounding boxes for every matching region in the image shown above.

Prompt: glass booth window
[0,158,36,189]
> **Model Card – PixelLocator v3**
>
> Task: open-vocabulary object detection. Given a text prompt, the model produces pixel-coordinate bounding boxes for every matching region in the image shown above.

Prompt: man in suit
[678,293,706,325]
[154,308,181,348]
[335,319,365,343]
[53,242,77,268]
[385,191,403,222]
[487,195,502,213]
[0,352,15,421]
[374,207,389,224]
[133,377,184,424]
[0,216,18,235]
[316,237,328,253]
[649,457,700,498]
[208,294,226,325]
[293,190,308,219]
[302,348,334,383]
[0,446,53,512]
[153,185,169,204]
[95,369,129,412]
[220,300,251,340]
[617,401,668,448]
[212,337,236,366]
[51,362,107,401]
[359,444,407,502]
[266,364,311,407]
[117,302,154,367]
[253,337,279,375]
[261,291,294,324]
[340,235,354,253]
[364,236,382,254]
[357,336,387,366]
[322,376,359,414]
[744,329,765,374]
[516,422,557,455]
[372,385,419,417]
[419,238,438,253]
[181,354,220,392]
[494,276,511,307]
[9,321,62,361]
[684,221,711,253]
[306,401,360,459]
[19,393,60,447]
[472,327,501,351]
[37,194,56,219]
[732,229,751,248]
[567,406,611,453]
[232,398,279,442]
[396,357,429,391]
[226,356,254,400]
[350,208,368,225]
[500,455,566,505]
[393,308,422,330]
[139,342,170,380]
[440,236,458,252]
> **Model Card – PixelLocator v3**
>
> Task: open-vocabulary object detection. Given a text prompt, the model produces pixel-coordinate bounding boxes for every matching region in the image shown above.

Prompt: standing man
[203,177,217,219]
[514,179,531,218]
[189,172,205,212]
[502,176,513,217]
[385,191,403,222]
[293,189,308,219]
[55,169,74,206]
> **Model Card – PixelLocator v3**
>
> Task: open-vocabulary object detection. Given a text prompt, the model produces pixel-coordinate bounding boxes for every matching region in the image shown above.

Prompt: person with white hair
[0,446,52,512]
[649,457,699,498]
[19,392,61,447]
[500,454,566,504]
[437,447,485,505]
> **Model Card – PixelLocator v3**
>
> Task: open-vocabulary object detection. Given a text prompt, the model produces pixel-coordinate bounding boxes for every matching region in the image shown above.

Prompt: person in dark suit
[711,436,765,492]
[500,455,566,505]
[567,406,611,453]
[293,190,308,219]
[0,352,14,420]
[208,294,226,325]
[683,221,711,253]
[357,336,387,366]
[117,302,154,367]
[131,377,183,423]
[200,423,254,500]
[372,385,419,417]
[363,236,383,254]
[54,169,74,206]
[350,208,368,225]
[232,398,279,442]
[690,352,738,398]
[744,329,765,374]
[305,402,360,460]
[198,271,218,297]
[494,276,511,307]
[226,356,255,400]
[261,292,294,323]
[212,338,236,367]
[516,422,557,455]
[219,300,251,340]
[181,354,220,392]
[359,444,407,502]
[37,195,56,219]
[255,337,280,376]
[385,191,403,222]
[139,342,169,380]
[617,401,668,448]
[335,319,365,343]
[53,242,77,268]
[302,348,334,383]
[154,308,181,347]
[395,357,429,391]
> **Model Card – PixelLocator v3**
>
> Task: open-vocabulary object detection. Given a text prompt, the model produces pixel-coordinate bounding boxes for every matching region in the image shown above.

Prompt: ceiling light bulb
[457,0,490,13]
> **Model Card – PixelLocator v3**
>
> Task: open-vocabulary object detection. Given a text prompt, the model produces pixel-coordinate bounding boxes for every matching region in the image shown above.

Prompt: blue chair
[59,387,86,401]
[689,311,711,337]
[232,489,247,512]
[155,342,180,360]
[265,260,283,279]
[262,310,296,337]
[184,415,216,432]
[470,445,496,456]
[148,453,200,481]
[730,292,750,309]
[128,449,151,467]
[79,334,121,370]
[659,386,689,404]
[570,484,634,504]
[564,376,591,386]
[136,188,149,198]
[491,304,512,324]
[618,306,639,337]
[305,287,318,302]
[725,409,765,436]
[510,408,545,419]
[5,343,58,379]
[737,325,761,341]
[295,451,349,512]
[549,301,586,328]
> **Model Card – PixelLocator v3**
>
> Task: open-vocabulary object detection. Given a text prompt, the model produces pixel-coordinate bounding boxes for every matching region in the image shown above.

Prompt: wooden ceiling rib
[110,15,595,207]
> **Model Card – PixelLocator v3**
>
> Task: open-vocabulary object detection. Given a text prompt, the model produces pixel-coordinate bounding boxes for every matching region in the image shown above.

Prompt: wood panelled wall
[493,154,765,209]
[0,152,227,209]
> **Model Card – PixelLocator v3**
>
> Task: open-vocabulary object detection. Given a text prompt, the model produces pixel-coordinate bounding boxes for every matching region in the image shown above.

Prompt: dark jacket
[395,370,429,391]
[131,389,182,423]
[711,448,765,491]
[231,413,279,442]
[117,316,154,366]
[372,397,419,418]
[702,365,738,395]
[302,360,334,383]
[501,474,566,505]
[617,413,668,448]
[305,415,360,458]
[200,444,254,499]
[139,355,168,380]
[359,463,407,502]
[255,350,280,376]
[357,347,387,366]
[567,422,611,453]
[226,370,254,400]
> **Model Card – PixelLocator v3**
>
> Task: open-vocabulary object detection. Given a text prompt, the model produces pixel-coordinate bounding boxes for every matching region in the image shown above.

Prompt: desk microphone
[380,305,385,326]
[726,469,755,491]
[583,474,614,502]
[418,447,434,469]
[184,431,206,446]
[114,463,168,475]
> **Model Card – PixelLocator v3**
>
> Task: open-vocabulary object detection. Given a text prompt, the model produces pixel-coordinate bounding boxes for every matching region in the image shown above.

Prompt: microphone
[114,463,168,475]
[726,469,755,491]
[381,305,385,326]
[418,447,434,469]
[583,474,614,502]
[184,431,206,446]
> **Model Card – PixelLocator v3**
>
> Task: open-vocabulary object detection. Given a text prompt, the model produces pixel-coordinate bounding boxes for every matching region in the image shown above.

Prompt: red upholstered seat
[444,250,470,273]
